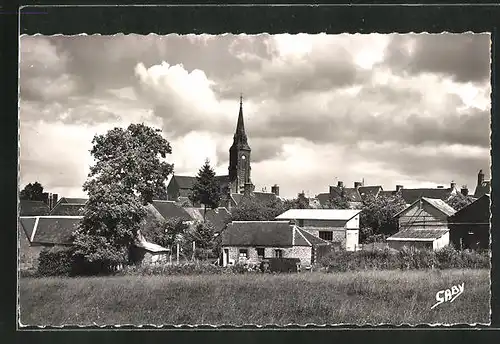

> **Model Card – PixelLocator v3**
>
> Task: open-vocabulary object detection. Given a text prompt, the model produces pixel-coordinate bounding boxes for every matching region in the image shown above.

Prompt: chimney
[354,181,362,189]
[52,193,59,208]
[478,169,485,186]
[243,182,254,197]
[337,181,344,188]
[461,185,469,196]
[396,185,403,192]
[450,181,456,190]
[271,184,280,196]
[42,192,49,205]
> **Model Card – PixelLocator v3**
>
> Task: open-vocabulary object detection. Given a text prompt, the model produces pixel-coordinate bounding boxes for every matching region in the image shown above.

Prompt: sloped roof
[295,227,331,246]
[152,200,193,221]
[222,221,301,247]
[400,188,453,204]
[59,197,88,205]
[49,203,85,216]
[276,209,361,221]
[379,190,398,198]
[448,193,490,220]
[422,197,456,217]
[19,200,50,216]
[316,193,330,206]
[172,175,197,189]
[329,186,362,202]
[231,193,243,205]
[28,216,82,245]
[394,197,456,218]
[358,186,382,200]
[205,207,231,232]
[136,231,170,253]
[387,229,449,241]
[19,217,37,240]
[253,191,279,204]
[474,180,491,198]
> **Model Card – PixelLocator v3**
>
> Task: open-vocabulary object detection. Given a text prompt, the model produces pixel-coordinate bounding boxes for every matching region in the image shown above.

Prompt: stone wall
[18,224,43,271]
[225,246,312,266]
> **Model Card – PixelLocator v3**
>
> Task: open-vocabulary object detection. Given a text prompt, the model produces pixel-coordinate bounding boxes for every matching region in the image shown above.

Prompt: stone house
[448,194,491,250]
[221,221,331,267]
[129,231,170,265]
[275,209,361,251]
[387,197,456,251]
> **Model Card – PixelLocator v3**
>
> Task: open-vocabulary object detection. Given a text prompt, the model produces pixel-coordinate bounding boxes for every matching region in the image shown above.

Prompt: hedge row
[319,246,490,272]
[120,262,252,276]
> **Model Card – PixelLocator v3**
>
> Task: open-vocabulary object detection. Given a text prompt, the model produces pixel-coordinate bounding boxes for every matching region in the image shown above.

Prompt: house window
[468,231,474,235]
[274,249,283,258]
[319,231,333,241]
[256,248,265,259]
[297,219,304,227]
[239,249,248,259]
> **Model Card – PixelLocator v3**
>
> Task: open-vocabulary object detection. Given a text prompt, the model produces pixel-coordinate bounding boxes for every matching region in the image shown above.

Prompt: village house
[221,221,331,267]
[276,209,361,251]
[315,181,383,208]
[448,194,491,250]
[474,169,491,198]
[386,197,456,251]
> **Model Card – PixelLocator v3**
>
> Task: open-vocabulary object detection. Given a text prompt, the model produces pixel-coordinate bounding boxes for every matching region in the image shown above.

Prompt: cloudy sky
[19,33,491,199]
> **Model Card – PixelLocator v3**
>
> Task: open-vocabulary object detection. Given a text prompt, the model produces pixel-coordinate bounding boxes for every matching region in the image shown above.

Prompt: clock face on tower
[241,155,246,160]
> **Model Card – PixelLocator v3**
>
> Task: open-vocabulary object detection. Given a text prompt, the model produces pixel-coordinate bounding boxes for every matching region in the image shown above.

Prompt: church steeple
[233,94,249,149]
[228,94,252,193]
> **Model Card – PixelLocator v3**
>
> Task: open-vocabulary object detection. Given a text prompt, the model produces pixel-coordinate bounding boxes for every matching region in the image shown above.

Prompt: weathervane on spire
[240,93,243,105]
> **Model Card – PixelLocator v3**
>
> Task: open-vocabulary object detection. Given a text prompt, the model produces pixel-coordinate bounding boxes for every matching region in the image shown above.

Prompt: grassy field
[19,269,490,326]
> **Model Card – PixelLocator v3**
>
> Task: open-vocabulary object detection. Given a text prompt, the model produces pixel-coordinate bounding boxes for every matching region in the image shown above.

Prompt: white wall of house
[433,232,450,250]
[346,215,360,229]
[345,229,359,251]
[222,246,312,267]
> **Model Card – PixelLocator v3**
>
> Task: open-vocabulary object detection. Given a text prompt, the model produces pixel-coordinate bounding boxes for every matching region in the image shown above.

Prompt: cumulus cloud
[18,33,491,198]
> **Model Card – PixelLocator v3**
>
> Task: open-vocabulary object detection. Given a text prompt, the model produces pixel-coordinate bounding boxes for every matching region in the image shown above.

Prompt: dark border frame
[2,1,499,343]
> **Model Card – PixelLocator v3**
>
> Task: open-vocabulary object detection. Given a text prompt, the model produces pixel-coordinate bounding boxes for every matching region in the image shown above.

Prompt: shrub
[319,246,489,271]
[38,247,74,276]
[121,261,227,276]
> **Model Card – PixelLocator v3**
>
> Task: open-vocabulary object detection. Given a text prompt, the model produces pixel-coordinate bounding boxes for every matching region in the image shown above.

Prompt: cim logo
[431,282,464,310]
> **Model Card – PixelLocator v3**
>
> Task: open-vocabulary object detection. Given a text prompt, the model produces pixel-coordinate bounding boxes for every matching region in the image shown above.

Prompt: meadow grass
[19,269,490,326]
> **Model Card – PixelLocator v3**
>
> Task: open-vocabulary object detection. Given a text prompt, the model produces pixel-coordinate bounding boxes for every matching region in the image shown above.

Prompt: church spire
[233,93,249,148]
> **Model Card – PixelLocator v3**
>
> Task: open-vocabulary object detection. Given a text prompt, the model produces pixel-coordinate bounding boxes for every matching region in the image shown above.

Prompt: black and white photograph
[18,32,491,326]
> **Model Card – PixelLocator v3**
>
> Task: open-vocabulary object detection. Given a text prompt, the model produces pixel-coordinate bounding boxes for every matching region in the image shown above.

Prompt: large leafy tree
[143,217,189,249]
[230,196,285,222]
[19,182,44,201]
[446,193,474,211]
[189,159,221,220]
[359,193,407,243]
[73,124,173,269]
[323,190,350,209]
[283,192,311,210]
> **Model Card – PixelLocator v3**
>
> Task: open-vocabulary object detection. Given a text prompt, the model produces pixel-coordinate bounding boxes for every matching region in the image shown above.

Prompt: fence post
[177,243,180,264]
[192,241,196,261]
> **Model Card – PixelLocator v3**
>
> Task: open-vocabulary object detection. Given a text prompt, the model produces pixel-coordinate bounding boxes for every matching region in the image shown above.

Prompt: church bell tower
[228,94,252,194]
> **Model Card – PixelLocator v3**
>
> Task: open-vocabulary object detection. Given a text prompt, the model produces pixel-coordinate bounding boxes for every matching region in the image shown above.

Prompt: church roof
[400,188,453,205]
[172,175,197,190]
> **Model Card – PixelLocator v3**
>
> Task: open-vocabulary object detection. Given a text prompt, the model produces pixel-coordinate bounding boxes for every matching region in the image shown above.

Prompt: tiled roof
[19,217,37,240]
[253,191,279,203]
[421,197,456,217]
[222,221,329,247]
[379,190,398,198]
[231,193,243,205]
[172,175,197,189]
[276,209,361,221]
[205,207,231,232]
[27,216,82,245]
[474,180,491,198]
[448,194,490,220]
[152,200,193,221]
[49,203,85,216]
[358,186,382,200]
[316,193,330,206]
[222,221,294,246]
[400,188,453,204]
[59,197,88,205]
[172,175,230,190]
[136,231,170,253]
[19,200,50,216]
[387,229,449,241]
[329,186,362,202]
[394,197,456,219]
